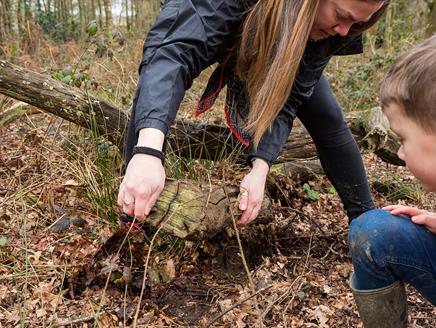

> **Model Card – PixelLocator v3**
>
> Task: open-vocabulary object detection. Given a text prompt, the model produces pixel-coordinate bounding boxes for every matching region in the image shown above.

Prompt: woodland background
[0,0,435,327]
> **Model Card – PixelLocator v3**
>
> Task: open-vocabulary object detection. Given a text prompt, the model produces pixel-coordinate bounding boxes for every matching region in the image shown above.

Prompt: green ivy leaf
[86,20,98,37]
[61,75,72,85]
[303,183,320,201]
[51,71,63,81]
[74,80,82,88]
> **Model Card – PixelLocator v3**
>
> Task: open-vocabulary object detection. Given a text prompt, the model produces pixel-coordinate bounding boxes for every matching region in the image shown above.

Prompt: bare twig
[224,187,264,327]
[53,315,97,327]
[224,187,255,290]
[132,207,179,328]
[282,235,313,328]
[93,218,138,327]
[258,277,303,324]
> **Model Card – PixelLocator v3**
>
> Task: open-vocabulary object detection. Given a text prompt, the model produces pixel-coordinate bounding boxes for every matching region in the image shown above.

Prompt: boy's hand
[383,205,436,234]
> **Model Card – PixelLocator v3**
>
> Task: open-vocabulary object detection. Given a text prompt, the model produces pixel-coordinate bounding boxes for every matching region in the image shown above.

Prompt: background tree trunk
[97,0,103,28]
[89,0,96,22]
[17,0,24,35]
[429,0,436,36]
[78,0,85,35]
[0,0,6,40]
[124,0,130,31]
[102,0,112,29]
[4,0,12,37]
[24,0,32,20]
[130,0,135,31]
[44,0,51,12]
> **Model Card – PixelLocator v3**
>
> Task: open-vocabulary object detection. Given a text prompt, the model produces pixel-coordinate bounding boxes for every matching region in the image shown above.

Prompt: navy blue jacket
[132,0,363,165]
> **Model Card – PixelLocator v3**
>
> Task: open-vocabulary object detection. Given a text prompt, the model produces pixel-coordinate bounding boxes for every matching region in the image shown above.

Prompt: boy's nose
[397,146,405,161]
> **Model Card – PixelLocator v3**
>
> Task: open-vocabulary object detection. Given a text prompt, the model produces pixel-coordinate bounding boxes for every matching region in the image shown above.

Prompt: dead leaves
[2,104,436,327]
[67,229,148,296]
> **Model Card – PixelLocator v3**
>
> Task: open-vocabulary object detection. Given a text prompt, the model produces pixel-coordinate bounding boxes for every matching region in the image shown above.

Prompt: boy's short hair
[380,35,436,132]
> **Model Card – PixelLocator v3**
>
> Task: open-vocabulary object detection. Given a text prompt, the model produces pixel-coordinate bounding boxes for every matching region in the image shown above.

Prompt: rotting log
[349,108,404,166]
[148,160,326,239]
[149,179,236,239]
[0,60,402,165]
[146,179,272,239]
[271,159,323,180]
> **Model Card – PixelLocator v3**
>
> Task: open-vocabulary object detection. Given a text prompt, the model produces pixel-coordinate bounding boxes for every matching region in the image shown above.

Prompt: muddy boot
[350,273,408,328]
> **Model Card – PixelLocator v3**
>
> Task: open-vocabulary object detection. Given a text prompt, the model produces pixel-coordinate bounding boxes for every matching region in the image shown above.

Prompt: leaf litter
[1,104,435,327]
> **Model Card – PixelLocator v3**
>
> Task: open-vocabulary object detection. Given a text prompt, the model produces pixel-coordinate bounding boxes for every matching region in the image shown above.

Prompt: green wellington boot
[349,273,408,328]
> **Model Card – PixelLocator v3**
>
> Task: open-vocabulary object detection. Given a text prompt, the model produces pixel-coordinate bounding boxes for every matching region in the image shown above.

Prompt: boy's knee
[349,209,415,265]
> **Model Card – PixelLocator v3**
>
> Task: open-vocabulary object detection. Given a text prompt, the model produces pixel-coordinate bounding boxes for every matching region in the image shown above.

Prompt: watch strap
[132,146,165,165]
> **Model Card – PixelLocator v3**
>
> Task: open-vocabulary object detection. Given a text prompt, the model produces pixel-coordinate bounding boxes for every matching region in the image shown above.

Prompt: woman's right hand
[118,153,166,221]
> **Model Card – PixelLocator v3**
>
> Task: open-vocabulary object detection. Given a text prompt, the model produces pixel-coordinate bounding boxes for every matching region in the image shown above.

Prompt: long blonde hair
[236,0,388,148]
[236,0,320,147]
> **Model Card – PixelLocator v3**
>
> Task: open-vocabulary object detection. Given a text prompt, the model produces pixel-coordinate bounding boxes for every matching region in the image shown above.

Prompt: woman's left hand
[238,159,269,225]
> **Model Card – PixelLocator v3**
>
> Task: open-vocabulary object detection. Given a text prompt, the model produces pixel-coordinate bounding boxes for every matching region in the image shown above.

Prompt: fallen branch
[0,60,403,165]
[0,60,127,145]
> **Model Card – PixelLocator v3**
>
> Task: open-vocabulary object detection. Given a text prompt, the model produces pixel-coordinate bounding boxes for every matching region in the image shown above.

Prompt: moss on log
[146,179,271,239]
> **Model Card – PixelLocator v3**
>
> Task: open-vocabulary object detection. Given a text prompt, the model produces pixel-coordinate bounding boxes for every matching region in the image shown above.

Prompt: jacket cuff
[246,150,276,168]
[135,117,169,136]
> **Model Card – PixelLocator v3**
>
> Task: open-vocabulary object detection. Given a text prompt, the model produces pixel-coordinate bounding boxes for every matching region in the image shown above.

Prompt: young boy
[348,35,436,328]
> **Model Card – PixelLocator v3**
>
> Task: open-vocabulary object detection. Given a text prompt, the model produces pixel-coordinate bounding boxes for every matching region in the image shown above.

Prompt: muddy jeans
[349,209,436,304]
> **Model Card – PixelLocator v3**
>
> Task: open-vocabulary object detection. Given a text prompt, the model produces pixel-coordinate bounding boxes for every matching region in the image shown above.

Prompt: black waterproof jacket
[131,0,364,165]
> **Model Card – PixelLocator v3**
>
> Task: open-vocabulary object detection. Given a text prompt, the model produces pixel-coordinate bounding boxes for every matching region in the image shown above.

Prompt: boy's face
[384,103,436,192]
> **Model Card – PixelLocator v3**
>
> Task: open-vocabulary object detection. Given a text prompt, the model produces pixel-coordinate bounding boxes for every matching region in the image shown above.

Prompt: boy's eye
[390,131,402,142]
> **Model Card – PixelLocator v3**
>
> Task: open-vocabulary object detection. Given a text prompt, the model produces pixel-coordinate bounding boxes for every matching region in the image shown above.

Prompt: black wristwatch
[132,146,165,165]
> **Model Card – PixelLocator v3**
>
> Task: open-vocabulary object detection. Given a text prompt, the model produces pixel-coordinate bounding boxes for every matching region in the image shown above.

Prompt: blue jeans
[349,209,436,304]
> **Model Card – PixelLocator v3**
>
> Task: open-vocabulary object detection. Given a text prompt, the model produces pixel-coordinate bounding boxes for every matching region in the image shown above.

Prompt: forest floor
[2,105,436,328]
[1,38,436,327]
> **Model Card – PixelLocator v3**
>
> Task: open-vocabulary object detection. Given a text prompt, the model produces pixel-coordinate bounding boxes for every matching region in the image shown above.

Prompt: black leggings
[297,75,375,220]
